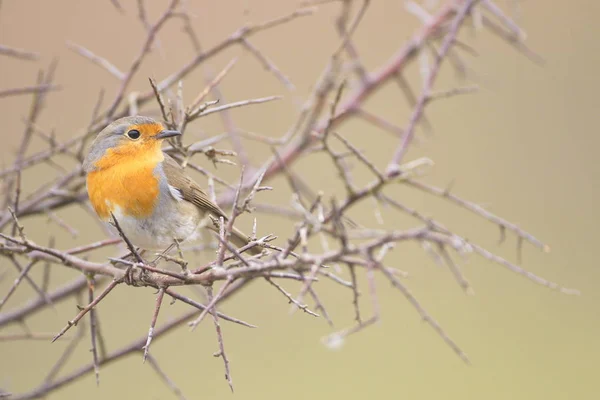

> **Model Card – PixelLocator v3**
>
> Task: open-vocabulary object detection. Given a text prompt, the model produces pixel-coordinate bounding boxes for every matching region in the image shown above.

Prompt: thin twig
[207,285,234,392]
[87,275,101,386]
[67,42,125,79]
[0,44,38,60]
[265,276,319,317]
[0,84,60,98]
[146,354,188,400]
[52,280,120,343]
[387,0,479,175]
[143,287,166,362]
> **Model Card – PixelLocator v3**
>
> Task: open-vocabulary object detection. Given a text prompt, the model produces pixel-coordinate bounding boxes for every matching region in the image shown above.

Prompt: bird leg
[152,240,189,272]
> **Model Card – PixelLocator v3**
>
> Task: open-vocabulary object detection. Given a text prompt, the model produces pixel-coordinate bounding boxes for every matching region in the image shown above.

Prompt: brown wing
[162,153,228,219]
[162,153,259,254]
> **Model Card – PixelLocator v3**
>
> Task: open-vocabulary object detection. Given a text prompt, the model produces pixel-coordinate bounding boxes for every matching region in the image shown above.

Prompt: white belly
[108,205,201,250]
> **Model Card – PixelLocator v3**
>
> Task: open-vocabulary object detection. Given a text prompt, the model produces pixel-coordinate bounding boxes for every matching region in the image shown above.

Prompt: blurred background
[0,0,598,399]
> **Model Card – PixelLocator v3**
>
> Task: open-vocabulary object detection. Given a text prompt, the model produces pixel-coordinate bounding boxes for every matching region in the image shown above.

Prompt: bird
[83,115,259,255]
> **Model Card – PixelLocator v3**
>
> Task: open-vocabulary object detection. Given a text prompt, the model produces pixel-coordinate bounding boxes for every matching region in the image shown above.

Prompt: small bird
[83,115,258,254]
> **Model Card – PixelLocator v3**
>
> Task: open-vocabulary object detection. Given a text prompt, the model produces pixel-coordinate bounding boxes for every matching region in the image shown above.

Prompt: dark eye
[126,129,140,140]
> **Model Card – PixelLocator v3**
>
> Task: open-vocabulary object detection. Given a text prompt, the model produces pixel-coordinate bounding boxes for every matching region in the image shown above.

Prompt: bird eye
[126,129,141,140]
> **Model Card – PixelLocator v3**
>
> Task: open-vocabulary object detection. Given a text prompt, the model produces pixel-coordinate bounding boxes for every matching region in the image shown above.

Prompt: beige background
[1,0,598,399]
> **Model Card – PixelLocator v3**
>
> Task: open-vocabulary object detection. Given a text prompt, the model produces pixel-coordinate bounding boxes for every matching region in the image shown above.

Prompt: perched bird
[83,115,258,254]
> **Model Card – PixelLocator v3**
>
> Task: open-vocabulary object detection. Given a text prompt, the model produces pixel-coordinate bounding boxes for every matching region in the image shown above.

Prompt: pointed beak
[155,130,181,139]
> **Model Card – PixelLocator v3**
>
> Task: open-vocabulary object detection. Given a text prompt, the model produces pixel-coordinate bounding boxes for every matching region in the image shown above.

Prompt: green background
[0,1,598,399]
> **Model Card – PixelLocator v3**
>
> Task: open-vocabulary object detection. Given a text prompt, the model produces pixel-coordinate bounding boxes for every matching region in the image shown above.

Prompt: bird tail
[229,226,262,255]
[207,216,261,255]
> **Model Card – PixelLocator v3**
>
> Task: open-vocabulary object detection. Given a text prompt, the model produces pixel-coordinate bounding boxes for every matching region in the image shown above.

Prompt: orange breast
[87,146,164,220]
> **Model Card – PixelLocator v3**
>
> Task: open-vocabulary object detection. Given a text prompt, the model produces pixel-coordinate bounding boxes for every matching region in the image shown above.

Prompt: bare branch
[0,44,38,60]
[67,42,125,80]
[0,84,60,98]
[0,1,576,396]
[387,0,479,175]
[143,287,165,362]
[207,285,234,392]
[52,280,120,343]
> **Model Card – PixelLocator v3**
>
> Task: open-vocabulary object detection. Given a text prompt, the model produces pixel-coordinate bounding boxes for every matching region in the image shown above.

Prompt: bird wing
[162,153,228,220]
[162,153,260,254]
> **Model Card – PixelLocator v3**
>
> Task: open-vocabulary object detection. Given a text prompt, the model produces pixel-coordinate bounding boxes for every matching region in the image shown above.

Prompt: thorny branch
[0,1,578,399]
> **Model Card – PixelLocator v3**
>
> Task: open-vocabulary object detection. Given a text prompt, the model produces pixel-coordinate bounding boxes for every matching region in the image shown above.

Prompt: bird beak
[155,130,181,139]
